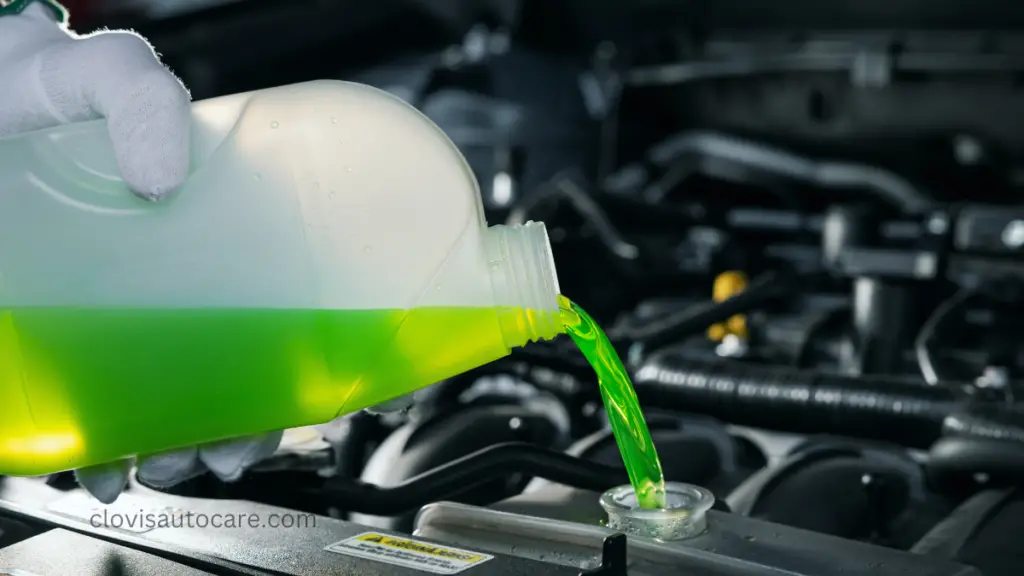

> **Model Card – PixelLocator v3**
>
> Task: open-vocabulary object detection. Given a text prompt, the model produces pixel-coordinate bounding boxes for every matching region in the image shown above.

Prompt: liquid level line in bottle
[557,295,667,509]
[0,306,521,476]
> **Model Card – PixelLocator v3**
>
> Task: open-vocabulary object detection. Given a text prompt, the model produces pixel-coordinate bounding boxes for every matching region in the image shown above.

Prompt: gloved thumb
[39,32,192,200]
[0,5,191,201]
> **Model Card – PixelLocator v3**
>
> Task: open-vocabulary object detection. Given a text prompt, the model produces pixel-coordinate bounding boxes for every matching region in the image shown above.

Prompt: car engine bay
[2,1,1023,574]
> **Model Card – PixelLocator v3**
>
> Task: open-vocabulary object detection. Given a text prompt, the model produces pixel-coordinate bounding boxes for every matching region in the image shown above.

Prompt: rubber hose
[619,272,793,352]
[942,405,1024,443]
[634,352,966,448]
[317,442,630,515]
[646,131,935,214]
[928,437,1024,483]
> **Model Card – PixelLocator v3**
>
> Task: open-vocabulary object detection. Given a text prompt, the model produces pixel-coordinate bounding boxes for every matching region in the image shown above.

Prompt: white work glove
[0,2,188,198]
[0,2,283,504]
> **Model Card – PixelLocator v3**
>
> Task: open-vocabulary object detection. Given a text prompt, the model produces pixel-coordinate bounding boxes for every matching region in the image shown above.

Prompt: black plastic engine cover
[0,529,221,575]
[0,479,579,576]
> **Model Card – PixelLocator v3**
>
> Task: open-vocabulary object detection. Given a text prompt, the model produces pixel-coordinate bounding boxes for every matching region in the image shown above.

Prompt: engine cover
[412,485,981,576]
[0,477,978,576]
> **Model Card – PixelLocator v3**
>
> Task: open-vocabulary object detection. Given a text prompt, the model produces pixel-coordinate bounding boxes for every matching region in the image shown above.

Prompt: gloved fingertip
[108,71,191,203]
[137,447,203,488]
[130,183,184,203]
[200,431,283,483]
[75,459,133,505]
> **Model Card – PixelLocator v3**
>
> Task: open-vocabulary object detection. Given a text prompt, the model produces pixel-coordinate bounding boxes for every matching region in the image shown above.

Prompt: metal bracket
[579,533,628,576]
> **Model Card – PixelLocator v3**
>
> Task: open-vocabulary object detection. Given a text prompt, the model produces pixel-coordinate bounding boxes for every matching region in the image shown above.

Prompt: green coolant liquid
[0,297,667,511]
[558,295,667,509]
[0,306,524,476]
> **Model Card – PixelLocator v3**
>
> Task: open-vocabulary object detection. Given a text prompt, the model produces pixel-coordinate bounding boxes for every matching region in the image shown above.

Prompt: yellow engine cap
[708,271,749,341]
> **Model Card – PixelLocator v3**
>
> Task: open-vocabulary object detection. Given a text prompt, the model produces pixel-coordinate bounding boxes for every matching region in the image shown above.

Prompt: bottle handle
[24,90,255,213]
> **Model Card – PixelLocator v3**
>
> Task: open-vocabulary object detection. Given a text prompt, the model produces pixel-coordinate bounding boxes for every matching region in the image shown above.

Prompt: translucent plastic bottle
[0,80,562,476]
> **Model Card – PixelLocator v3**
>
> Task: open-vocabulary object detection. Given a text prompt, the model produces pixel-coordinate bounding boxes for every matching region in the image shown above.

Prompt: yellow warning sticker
[325,532,493,574]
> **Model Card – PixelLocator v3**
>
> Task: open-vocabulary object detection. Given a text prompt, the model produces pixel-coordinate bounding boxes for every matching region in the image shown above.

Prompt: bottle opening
[485,222,562,349]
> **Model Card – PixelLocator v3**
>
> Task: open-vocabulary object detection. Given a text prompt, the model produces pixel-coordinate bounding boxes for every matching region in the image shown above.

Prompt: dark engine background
[2,1,1024,575]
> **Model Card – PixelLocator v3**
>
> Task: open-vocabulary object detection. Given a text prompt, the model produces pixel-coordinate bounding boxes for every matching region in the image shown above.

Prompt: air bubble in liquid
[363,245,373,254]
[270,121,280,129]
[345,166,354,173]
[331,116,338,124]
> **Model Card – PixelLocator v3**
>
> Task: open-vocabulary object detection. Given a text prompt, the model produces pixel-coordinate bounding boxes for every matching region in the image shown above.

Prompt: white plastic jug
[0,80,562,475]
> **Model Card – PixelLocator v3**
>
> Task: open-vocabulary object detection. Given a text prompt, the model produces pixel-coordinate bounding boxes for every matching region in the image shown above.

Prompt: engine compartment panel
[4,1,1024,575]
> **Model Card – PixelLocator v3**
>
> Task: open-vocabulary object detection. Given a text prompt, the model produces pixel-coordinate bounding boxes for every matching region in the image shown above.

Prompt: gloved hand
[0,2,188,198]
[0,2,283,504]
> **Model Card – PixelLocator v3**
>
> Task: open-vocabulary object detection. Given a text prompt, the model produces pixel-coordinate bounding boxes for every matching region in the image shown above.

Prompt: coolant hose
[926,408,1024,482]
[619,272,794,353]
[942,404,1024,443]
[317,442,630,515]
[633,352,966,448]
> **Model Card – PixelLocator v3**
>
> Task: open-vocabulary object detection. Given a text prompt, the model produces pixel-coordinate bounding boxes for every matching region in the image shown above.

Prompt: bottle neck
[484,221,563,349]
